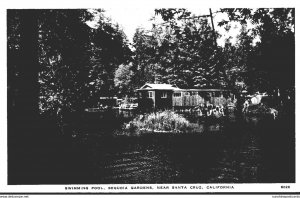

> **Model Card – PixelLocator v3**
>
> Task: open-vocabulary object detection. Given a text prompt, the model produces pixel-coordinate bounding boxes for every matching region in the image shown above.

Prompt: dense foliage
[130,8,294,97]
[132,9,223,89]
[8,9,132,117]
[220,8,294,95]
[114,63,134,96]
[8,8,294,121]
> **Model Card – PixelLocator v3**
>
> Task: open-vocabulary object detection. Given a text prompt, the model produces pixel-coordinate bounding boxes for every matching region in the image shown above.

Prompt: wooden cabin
[136,83,181,110]
[136,83,236,110]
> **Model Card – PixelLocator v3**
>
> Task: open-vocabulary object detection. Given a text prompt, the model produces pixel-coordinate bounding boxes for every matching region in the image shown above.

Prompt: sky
[89,7,250,47]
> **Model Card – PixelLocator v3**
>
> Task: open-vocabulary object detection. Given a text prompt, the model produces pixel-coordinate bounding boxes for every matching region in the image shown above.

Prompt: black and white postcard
[2,0,299,196]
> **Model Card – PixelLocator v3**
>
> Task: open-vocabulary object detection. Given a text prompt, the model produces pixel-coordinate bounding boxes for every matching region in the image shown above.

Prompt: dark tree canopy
[8,9,132,117]
[132,9,225,89]
[8,8,295,117]
[131,8,294,95]
[220,8,295,93]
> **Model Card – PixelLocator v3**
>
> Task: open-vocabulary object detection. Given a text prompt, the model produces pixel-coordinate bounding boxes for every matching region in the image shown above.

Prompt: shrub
[247,104,278,118]
[125,110,193,134]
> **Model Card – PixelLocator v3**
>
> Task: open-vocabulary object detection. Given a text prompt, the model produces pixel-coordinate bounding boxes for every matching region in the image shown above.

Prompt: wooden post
[209,8,218,47]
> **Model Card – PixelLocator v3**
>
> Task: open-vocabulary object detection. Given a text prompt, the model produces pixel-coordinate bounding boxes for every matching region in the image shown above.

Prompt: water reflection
[64,109,293,183]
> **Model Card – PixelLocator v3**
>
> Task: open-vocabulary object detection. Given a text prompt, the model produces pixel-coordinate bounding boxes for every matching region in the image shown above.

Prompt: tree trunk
[13,10,39,133]
[8,10,39,184]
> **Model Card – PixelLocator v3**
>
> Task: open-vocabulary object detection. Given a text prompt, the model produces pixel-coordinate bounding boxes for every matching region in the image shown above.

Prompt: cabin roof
[137,83,181,91]
[173,88,229,92]
[137,83,230,92]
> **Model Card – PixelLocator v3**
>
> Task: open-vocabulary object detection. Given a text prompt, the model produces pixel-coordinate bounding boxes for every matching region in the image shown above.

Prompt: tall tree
[132,28,160,87]
[114,63,134,97]
[221,24,257,92]
[8,9,39,131]
[132,9,223,89]
[220,8,295,95]
[37,9,132,114]
[8,9,132,120]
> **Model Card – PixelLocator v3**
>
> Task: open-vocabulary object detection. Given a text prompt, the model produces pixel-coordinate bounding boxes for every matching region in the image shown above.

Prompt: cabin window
[148,91,153,98]
[184,92,190,96]
[174,93,181,97]
[161,92,167,98]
